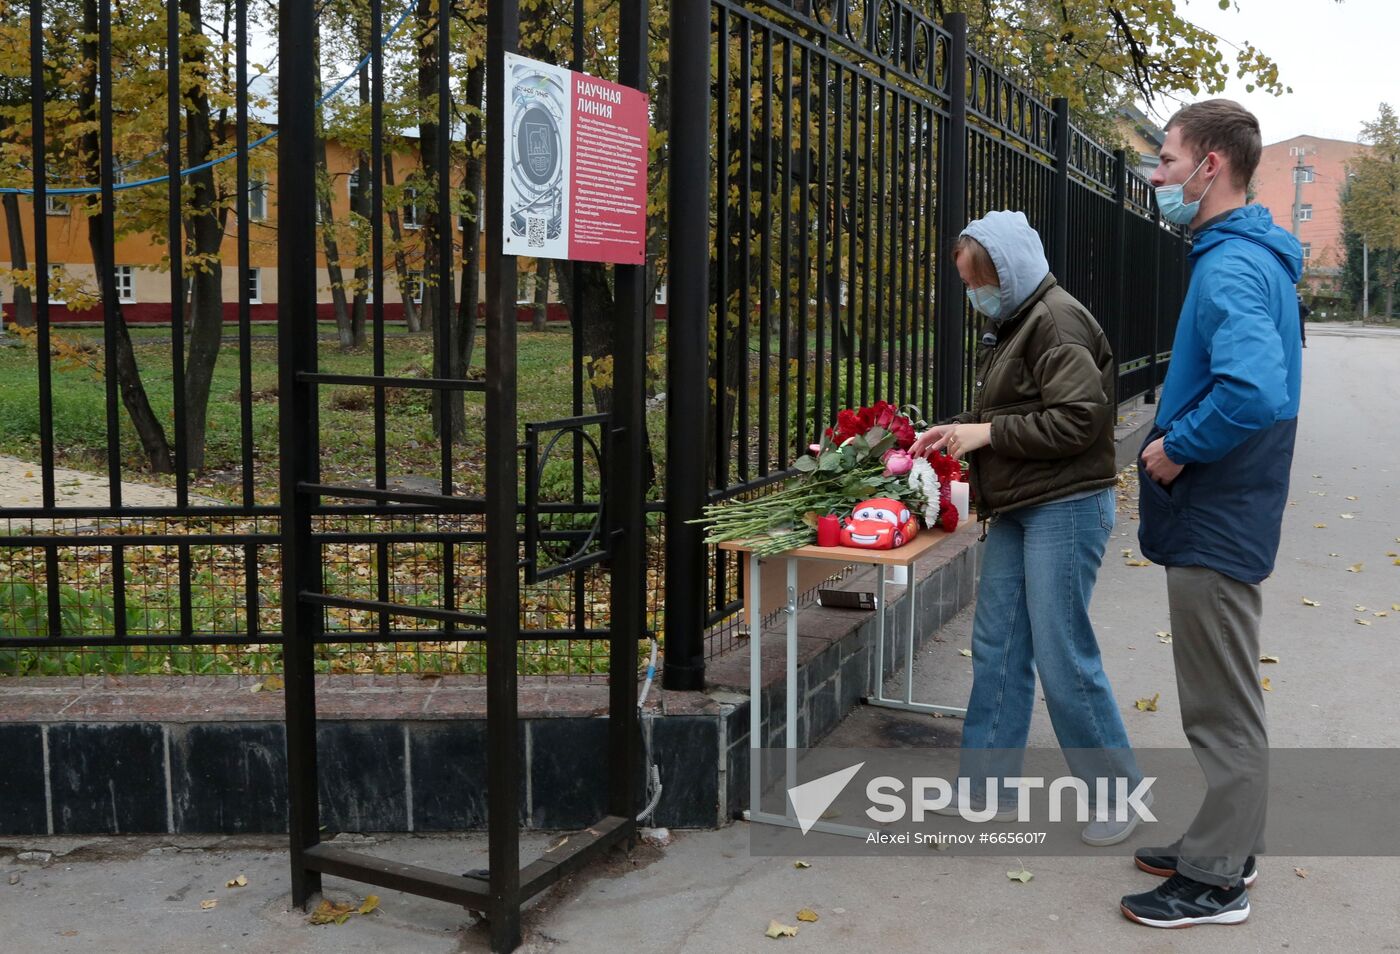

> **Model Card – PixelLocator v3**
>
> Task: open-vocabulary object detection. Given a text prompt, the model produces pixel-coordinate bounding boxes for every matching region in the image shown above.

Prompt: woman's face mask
[965,284,1002,317]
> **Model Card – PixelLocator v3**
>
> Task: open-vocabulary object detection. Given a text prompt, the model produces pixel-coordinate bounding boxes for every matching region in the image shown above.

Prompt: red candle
[817,514,841,547]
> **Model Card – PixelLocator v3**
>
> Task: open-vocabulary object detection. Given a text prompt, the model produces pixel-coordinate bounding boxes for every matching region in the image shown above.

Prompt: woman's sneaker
[931,795,1019,822]
[1134,847,1258,887]
[1120,872,1250,928]
[1081,789,1154,847]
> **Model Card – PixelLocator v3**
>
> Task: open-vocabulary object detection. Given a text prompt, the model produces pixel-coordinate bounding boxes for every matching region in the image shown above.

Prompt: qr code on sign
[527,216,546,248]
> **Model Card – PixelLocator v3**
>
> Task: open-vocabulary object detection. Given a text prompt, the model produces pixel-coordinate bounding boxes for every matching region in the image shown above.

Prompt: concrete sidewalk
[4,329,1399,952]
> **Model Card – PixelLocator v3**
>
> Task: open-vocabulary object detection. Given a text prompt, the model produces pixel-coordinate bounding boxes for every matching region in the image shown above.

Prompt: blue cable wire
[1,3,416,197]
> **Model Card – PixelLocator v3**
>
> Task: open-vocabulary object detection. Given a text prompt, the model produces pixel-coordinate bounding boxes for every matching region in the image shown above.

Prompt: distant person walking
[1297,293,1311,347]
[1129,99,1303,929]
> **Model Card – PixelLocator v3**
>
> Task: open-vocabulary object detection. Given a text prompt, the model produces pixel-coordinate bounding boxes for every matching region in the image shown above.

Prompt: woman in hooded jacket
[910,210,1147,846]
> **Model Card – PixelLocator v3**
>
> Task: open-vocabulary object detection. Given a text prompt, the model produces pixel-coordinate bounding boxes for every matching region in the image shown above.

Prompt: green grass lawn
[0,321,660,677]
[0,322,592,504]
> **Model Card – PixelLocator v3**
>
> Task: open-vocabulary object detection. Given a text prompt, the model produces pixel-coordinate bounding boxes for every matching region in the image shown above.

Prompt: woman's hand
[943,423,992,459]
[909,424,955,458]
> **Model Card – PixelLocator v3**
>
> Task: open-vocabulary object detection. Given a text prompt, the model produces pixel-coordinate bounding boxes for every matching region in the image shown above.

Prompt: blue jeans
[959,488,1142,805]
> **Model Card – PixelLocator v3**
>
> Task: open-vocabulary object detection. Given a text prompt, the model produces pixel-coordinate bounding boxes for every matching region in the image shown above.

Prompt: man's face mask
[1155,155,1217,226]
[965,284,1002,317]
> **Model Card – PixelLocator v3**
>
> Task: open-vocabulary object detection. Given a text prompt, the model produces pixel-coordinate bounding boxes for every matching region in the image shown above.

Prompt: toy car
[840,497,920,549]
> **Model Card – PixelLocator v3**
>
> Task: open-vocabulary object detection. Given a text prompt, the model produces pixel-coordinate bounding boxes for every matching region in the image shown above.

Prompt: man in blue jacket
[1123,99,1303,929]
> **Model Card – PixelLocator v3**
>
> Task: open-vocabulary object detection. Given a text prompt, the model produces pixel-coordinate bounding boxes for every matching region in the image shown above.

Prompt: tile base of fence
[0,535,981,837]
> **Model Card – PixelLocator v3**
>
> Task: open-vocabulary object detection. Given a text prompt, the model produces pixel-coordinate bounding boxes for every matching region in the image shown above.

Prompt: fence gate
[276,0,645,950]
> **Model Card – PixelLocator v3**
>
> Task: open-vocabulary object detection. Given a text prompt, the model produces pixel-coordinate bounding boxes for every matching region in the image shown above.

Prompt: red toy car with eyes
[840,497,920,549]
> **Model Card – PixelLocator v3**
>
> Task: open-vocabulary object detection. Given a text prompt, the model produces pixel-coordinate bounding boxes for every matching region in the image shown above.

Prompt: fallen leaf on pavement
[1007,868,1034,883]
[1125,559,1152,567]
[1340,514,1355,520]
[226,875,248,888]
[1156,631,1173,644]
[200,899,218,910]
[1355,619,1372,626]
[1260,654,1279,664]
[959,649,972,657]
[1393,604,1400,612]
[1261,677,1273,691]
[1314,523,1327,529]
[793,861,811,869]
[1135,693,1160,712]
[1375,612,1388,618]
[1346,496,1358,501]
[1355,604,1368,612]
[1302,598,1320,607]
[796,908,819,922]
[1348,563,1364,573]
[358,895,379,915]
[310,899,360,926]
[765,921,799,939]
[1294,867,1308,879]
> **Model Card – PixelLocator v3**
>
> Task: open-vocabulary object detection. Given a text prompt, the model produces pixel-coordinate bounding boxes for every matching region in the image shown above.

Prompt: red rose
[856,406,876,432]
[889,417,916,449]
[835,408,862,441]
[873,401,896,429]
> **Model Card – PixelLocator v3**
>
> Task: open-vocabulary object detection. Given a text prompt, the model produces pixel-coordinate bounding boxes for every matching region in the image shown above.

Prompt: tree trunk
[80,0,173,473]
[383,154,420,332]
[457,57,486,371]
[180,0,227,474]
[2,192,34,328]
[556,263,659,491]
[313,31,352,349]
[349,25,371,349]
[531,261,549,332]
[418,0,461,437]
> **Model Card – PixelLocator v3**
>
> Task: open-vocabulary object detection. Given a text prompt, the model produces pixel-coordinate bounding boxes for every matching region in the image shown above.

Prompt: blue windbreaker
[1137,204,1304,584]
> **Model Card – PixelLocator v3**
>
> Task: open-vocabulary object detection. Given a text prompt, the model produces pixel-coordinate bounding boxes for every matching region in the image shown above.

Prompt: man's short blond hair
[1164,99,1262,191]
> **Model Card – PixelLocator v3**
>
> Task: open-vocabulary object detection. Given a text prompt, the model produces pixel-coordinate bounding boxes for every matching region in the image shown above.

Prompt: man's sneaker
[1081,789,1154,847]
[1120,873,1250,928]
[1134,847,1258,887]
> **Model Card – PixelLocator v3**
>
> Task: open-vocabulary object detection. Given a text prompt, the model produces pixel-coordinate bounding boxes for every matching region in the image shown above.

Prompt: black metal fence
[661,1,1186,674]
[0,0,1185,692]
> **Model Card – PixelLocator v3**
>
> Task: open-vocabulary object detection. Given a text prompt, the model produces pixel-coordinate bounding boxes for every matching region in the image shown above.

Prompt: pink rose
[882,448,913,476]
[809,443,823,454]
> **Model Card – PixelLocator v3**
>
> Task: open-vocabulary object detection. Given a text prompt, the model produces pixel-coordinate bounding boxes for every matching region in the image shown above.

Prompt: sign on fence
[502,53,648,265]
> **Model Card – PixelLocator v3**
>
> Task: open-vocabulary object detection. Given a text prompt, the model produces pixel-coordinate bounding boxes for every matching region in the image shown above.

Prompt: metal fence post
[1050,97,1069,278]
[485,0,522,944]
[610,0,647,827]
[1112,148,1127,407]
[663,0,710,691]
[276,0,323,909]
[934,12,967,422]
[1147,204,1162,403]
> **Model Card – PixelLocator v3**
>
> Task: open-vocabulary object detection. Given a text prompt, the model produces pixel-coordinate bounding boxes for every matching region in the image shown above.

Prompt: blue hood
[960,210,1050,322]
[1191,204,1303,284]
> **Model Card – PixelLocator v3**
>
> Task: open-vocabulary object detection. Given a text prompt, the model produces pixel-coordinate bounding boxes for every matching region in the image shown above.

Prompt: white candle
[950,481,970,523]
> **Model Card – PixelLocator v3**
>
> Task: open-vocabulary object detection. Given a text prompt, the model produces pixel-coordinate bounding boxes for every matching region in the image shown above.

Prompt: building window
[405,271,424,304]
[46,194,70,216]
[1289,146,1304,157]
[1301,243,1312,260]
[114,265,135,303]
[403,187,421,229]
[247,267,262,304]
[1297,204,1313,222]
[46,264,66,305]
[248,179,267,221]
[348,171,364,209]
[1294,166,1315,184]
